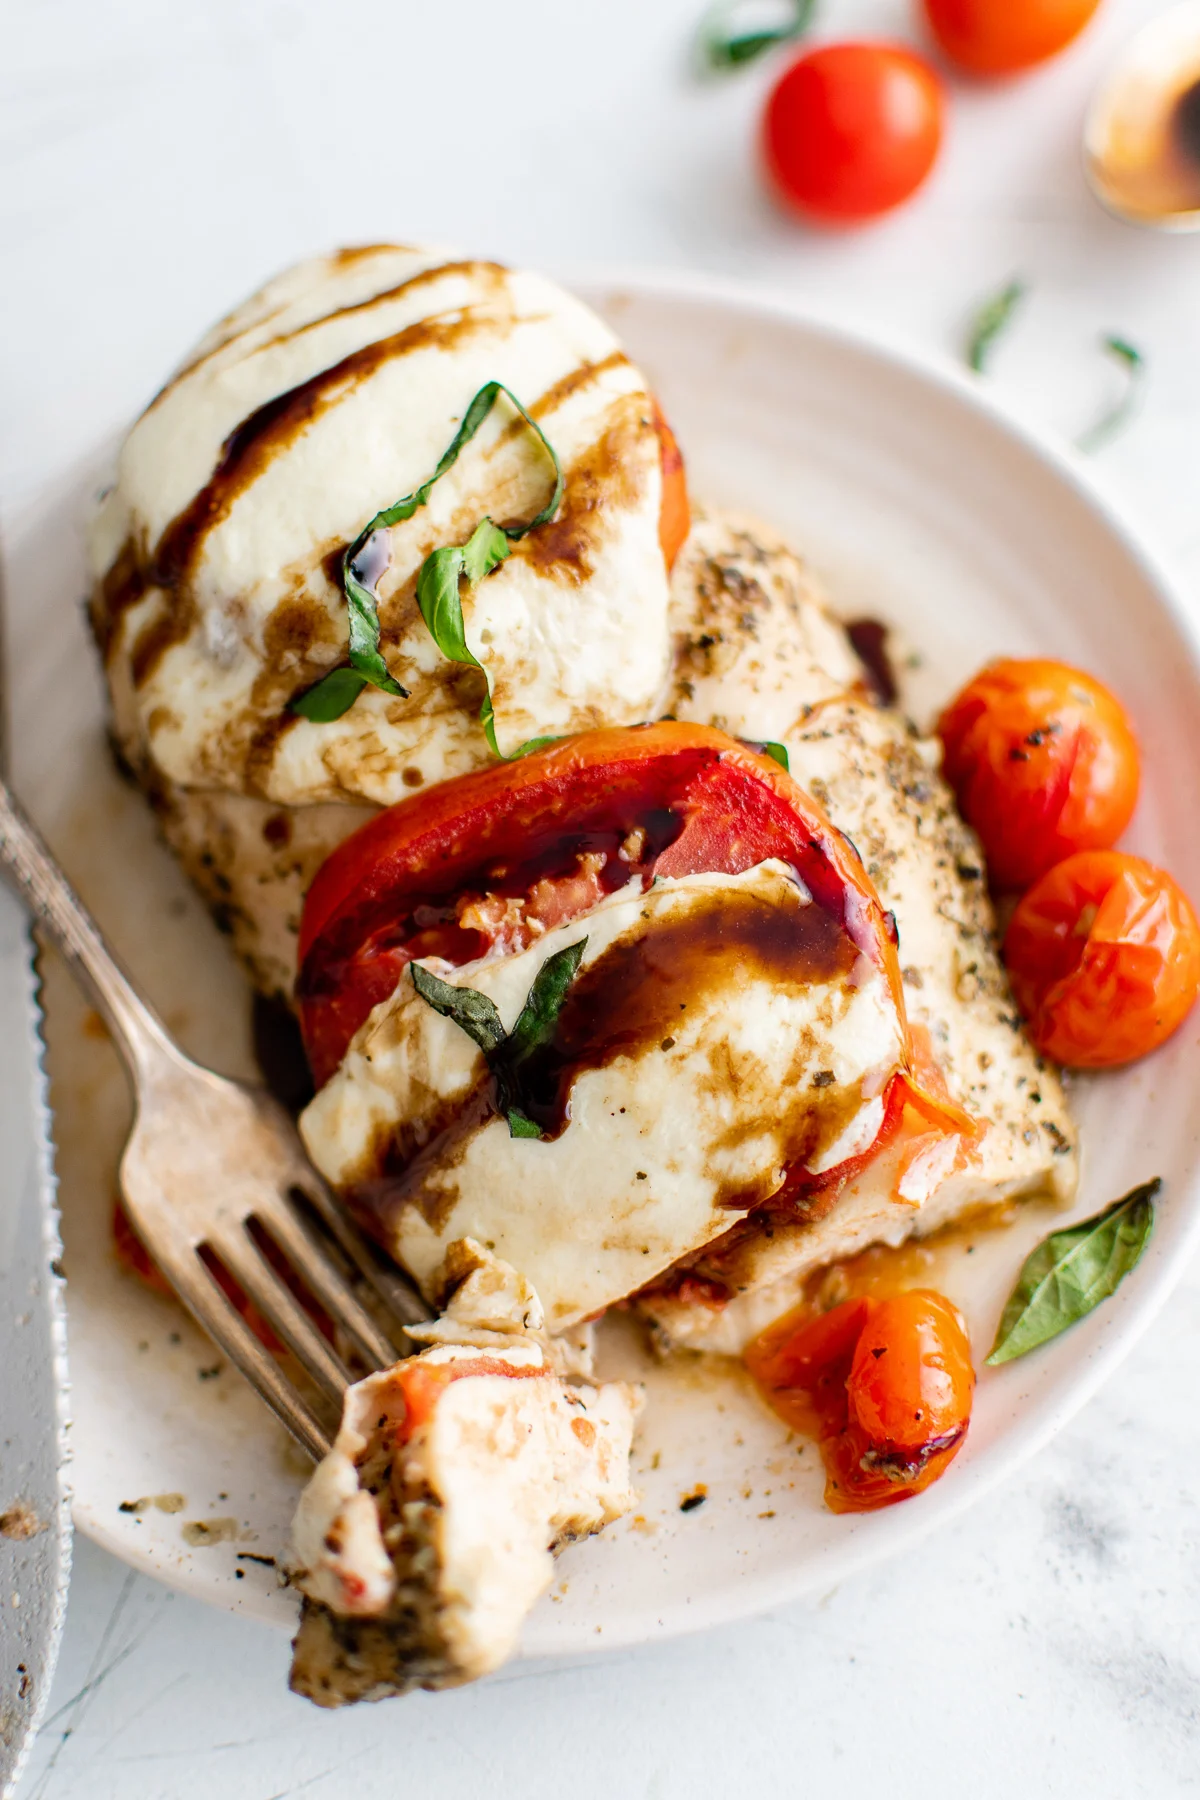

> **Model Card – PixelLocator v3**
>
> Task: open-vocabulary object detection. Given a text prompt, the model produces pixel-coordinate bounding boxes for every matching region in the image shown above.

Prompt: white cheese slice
[89,246,673,806]
[299,860,906,1332]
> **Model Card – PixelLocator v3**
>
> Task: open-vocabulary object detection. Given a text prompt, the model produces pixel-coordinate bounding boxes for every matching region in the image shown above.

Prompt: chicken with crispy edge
[289,1245,641,1706]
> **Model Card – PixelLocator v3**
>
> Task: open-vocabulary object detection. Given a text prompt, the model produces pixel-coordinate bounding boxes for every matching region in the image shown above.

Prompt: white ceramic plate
[12,273,1200,1656]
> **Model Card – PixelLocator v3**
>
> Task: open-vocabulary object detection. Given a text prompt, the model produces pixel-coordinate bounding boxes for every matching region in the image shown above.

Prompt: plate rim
[62,265,1200,1651]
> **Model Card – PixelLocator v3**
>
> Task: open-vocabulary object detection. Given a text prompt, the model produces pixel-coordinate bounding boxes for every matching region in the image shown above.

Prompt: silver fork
[0,777,427,1461]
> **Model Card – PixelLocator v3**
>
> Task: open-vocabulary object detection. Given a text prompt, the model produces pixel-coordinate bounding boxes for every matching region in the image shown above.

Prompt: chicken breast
[641,518,1077,1353]
[288,1248,640,1706]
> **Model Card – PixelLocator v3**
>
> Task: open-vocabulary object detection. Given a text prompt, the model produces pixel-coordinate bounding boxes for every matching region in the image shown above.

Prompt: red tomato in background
[922,0,1102,77]
[762,43,945,226]
[1004,851,1200,1068]
[937,658,1139,891]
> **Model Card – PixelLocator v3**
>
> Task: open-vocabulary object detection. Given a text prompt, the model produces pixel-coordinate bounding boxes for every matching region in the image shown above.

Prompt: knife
[0,532,72,1798]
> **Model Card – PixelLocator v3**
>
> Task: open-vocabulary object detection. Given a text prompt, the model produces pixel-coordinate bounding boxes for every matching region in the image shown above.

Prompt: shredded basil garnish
[1076,336,1146,454]
[697,0,815,70]
[986,1179,1158,1366]
[966,279,1026,373]
[410,938,587,1139]
[292,382,563,734]
[762,741,790,773]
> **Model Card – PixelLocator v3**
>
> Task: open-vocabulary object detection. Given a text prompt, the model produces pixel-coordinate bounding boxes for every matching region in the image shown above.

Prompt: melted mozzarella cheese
[90,247,673,807]
[299,861,905,1332]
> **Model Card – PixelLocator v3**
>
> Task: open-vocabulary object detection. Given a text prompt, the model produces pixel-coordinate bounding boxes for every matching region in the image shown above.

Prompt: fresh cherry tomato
[922,0,1102,78]
[1004,850,1200,1067]
[762,43,945,227]
[746,1289,974,1513]
[937,658,1139,891]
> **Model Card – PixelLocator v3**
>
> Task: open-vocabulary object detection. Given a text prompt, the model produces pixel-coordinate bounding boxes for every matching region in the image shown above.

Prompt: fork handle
[0,776,178,1083]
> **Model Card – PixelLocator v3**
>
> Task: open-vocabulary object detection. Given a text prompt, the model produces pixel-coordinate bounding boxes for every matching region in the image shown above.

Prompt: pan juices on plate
[87,246,1075,1703]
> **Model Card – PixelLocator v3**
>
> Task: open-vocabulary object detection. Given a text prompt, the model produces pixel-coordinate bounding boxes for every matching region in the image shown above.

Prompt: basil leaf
[698,0,815,71]
[291,665,369,723]
[409,962,507,1058]
[505,939,588,1068]
[410,938,587,1141]
[506,1108,543,1140]
[966,278,1026,373]
[1077,335,1146,454]
[292,381,561,725]
[410,388,562,757]
[986,1179,1159,1366]
[762,741,790,773]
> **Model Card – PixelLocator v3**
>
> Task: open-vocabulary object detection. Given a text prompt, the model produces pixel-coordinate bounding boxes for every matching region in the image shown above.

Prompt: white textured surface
[5,0,1200,1794]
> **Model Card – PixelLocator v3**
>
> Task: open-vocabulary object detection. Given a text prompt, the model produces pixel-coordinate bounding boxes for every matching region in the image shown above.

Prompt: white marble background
[4,0,1200,1793]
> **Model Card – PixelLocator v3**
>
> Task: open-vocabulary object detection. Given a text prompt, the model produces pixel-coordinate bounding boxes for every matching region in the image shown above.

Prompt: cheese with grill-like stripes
[88,247,673,806]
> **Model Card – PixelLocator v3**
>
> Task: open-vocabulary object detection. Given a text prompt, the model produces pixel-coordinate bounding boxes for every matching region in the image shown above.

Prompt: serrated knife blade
[0,530,71,1798]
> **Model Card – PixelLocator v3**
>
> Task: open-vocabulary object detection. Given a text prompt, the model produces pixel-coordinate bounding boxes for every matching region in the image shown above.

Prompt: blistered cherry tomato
[922,0,1101,78]
[937,658,1139,890]
[847,1291,975,1450]
[746,1289,974,1513]
[1004,850,1200,1067]
[762,44,945,226]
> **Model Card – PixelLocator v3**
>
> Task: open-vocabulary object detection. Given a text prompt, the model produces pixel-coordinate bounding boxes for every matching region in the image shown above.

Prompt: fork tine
[211,1229,354,1406]
[286,1176,431,1331]
[251,1200,399,1369]
[148,1234,332,1461]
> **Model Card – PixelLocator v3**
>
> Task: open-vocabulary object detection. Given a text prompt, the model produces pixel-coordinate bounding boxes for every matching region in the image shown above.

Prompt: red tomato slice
[652,401,690,570]
[395,1356,545,1444]
[297,722,908,1091]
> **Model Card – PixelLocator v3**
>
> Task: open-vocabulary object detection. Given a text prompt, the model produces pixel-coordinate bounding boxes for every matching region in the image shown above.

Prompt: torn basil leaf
[504,939,588,1069]
[762,741,790,773]
[292,381,562,727]
[698,0,815,71]
[413,390,562,757]
[966,278,1025,373]
[408,963,507,1059]
[1077,335,1146,454]
[986,1179,1158,1367]
[506,1109,543,1139]
[291,665,370,723]
[410,937,587,1139]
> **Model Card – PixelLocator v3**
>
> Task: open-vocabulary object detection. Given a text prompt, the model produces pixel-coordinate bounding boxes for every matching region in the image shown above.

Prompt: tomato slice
[298,722,907,1090]
[395,1356,545,1444]
[652,401,690,571]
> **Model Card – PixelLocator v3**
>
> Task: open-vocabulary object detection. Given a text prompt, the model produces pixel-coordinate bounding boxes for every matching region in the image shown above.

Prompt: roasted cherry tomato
[298,722,905,1090]
[746,1289,974,1513]
[922,0,1102,78]
[652,401,690,570]
[762,43,945,226]
[1004,850,1200,1067]
[937,658,1139,891]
